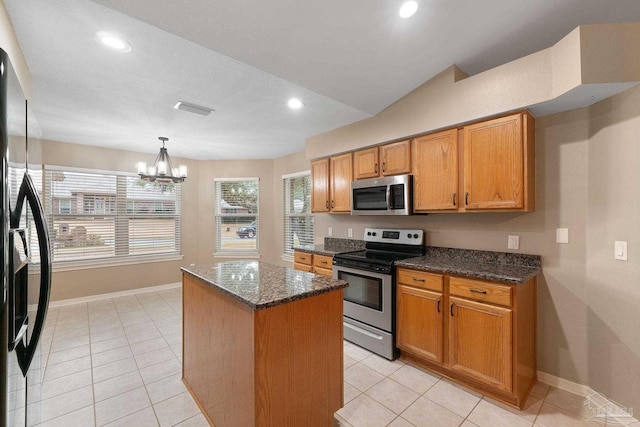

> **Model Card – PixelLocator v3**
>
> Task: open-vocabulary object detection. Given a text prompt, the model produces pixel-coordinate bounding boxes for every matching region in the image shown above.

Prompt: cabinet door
[463,114,524,210]
[353,147,379,180]
[412,129,458,211]
[311,159,330,212]
[449,296,512,393]
[330,153,353,212]
[397,285,443,364]
[381,140,411,176]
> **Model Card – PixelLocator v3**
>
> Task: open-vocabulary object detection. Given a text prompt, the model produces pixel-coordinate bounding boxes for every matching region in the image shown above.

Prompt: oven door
[333,265,393,332]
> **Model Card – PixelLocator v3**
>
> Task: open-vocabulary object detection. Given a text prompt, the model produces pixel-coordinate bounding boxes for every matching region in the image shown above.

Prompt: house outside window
[283,171,313,260]
[214,178,259,255]
[44,167,182,265]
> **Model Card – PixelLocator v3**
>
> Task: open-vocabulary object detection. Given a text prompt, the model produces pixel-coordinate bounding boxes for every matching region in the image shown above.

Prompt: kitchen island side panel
[254,289,344,426]
[182,273,256,427]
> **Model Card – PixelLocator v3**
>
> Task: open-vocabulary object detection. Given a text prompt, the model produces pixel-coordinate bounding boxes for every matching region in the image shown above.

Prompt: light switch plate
[556,228,569,244]
[508,235,520,250]
[348,228,353,238]
[328,227,333,237]
[615,241,628,261]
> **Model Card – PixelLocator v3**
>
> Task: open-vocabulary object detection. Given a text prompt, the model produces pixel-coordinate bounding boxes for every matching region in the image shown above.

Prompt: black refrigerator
[1,49,52,426]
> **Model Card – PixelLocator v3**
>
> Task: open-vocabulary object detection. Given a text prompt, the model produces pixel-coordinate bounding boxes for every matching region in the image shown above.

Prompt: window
[283,171,313,259]
[44,167,181,265]
[214,178,259,254]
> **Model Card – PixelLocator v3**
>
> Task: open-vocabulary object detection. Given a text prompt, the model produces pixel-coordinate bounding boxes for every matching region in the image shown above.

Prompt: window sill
[52,255,184,272]
[213,252,261,259]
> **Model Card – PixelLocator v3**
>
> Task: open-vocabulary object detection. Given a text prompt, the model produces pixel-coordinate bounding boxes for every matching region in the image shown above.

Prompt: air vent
[173,101,214,116]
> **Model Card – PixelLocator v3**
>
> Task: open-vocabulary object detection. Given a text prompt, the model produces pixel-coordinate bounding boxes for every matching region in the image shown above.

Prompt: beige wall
[312,84,640,410]
[0,0,31,98]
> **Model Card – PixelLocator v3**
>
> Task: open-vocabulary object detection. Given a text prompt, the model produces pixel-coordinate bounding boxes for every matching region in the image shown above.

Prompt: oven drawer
[397,268,443,292]
[343,317,395,360]
[449,277,512,307]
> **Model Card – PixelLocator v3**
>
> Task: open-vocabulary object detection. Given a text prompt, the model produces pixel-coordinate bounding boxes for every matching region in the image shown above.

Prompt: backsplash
[323,237,366,252]
[425,246,541,268]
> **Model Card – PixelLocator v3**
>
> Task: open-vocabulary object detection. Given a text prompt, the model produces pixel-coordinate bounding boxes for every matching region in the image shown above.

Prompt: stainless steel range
[333,228,425,360]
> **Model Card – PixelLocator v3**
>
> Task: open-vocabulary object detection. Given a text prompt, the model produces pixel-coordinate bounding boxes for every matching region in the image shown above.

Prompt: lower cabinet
[396,268,536,409]
[293,251,333,277]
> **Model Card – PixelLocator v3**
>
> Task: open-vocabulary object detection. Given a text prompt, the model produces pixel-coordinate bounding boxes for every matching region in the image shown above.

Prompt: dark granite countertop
[294,237,365,256]
[396,247,541,284]
[182,260,348,310]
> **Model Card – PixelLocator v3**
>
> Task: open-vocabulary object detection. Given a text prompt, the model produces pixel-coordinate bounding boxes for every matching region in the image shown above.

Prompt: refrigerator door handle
[11,173,52,376]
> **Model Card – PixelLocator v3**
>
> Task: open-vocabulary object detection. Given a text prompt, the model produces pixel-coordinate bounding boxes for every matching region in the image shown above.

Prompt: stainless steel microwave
[351,174,412,215]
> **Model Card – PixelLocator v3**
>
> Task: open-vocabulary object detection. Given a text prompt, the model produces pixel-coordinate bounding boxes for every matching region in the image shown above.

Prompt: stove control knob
[413,233,419,239]
[407,233,412,238]
[367,231,372,236]
[372,232,377,236]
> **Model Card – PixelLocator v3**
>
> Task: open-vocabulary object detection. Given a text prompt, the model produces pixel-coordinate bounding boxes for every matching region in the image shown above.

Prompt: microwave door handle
[386,186,392,210]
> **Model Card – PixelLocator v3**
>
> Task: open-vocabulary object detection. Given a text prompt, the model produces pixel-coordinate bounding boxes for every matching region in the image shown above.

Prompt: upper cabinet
[413,111,535,213]
[462,112,534,211]
[413,129,459,211]
[311,154,352,213]
[353,140,411,180]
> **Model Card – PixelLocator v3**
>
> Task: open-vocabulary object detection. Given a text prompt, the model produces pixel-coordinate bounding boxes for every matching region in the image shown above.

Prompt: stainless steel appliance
[333,228,424,359]
[2,48,52,427]
[350,174,412,216]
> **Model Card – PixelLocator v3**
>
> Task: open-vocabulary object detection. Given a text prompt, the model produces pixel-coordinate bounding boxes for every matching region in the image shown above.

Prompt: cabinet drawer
[449,277,512,307]
[313,254,333,270]
[314,266,333,277]
[397,268,443,292]
[294,263,313,273]
[294,251,312,265]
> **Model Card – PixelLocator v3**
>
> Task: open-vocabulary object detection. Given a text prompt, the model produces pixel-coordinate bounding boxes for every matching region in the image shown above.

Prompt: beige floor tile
[152,391,201,427]
[544,388,591,419]
[388,417,415,427]
[139,358,182,384]
[173,413,211,427]
[424,379,481,418]
[94,371,145,403]
[95,386,151,426]
[529,381,550,399]
[103,407,159,427]
[159,323,181,337]
[43,356,91,382]
[91,336,129,354]
[38,385,94,424]
[145,374,187,404]
[343,342,373,362]
[361,354,405,376]
[92,346,134,367]
[152,315,182,329]
[336,394,397,427]
[49,334,91,353]
[344,381,361,405]
[130,337,170,356]
[344,354,357,370]
[467,399,532,427]
[126,328,162,344]
[388,364,439,394]
[163,332,182,346]
[366,378,420,414]
[92,357,138,383]
[46,345,91,366]
[461,421,480,427]
[535,402,593,427]
[40,370,93,402]
[90,326,125,343]
[134,347,177,369]
[39,405,95,427]
[482,395,543,423]
[344,363,385,392]
[400,396,464,427]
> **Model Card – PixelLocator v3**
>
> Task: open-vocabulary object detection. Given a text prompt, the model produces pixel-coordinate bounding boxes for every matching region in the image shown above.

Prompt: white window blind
[44,167,181,265]
[283,171,313,259]
[214,178,259,254]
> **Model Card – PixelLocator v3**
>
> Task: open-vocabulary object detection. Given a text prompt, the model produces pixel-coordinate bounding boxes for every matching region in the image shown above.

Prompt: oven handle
[344,321,384,341]
[386,185,392,210]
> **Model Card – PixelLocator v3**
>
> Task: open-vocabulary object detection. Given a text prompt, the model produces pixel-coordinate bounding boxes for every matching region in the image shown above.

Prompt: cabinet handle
[452,193,456,206]
[470,288,487,294]
[437,298,441,313]
[374,163,378,174]
[412,277,425,282]
[325,200,329,209]
[321,261,328,265]
[465,192,469,206]
[331,200,335,209]
[450,302,454,316]
[382,162,386,172]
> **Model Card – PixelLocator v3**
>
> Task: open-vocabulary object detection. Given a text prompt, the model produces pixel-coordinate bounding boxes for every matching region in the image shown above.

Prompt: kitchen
[2,1,640,426]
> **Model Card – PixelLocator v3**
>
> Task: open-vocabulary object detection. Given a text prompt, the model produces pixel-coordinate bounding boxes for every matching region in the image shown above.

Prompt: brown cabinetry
[293,251,333,277]
[412,111,535,213]
[353,140,411,180]
[311,153,352,213]
[396,267,536,409]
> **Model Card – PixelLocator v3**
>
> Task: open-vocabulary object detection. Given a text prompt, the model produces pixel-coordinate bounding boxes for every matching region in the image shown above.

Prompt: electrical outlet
[328,227,333,237]
[508,235,520,250]
[348,228,353,238]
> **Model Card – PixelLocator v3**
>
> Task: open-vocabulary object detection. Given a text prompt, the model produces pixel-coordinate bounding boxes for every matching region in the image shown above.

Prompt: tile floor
[21,286,636,427]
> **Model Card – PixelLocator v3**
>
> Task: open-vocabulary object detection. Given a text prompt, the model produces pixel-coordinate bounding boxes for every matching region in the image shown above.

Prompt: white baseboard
[48,282,182,308]
[537,370,594,397]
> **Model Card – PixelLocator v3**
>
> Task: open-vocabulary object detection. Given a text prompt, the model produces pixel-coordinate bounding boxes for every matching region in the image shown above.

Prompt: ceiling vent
[173,101,214,116]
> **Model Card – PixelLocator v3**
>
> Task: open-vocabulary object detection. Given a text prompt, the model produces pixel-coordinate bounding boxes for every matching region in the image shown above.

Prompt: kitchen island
[181,261,347,427]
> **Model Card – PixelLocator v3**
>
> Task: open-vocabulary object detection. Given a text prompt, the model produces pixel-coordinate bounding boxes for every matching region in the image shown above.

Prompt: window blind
[44,167,181,264]
[283,172,313,259]
[214,178,259,254]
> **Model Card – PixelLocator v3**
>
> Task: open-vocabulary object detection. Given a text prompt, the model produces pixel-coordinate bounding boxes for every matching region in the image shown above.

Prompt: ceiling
[6,0,640,160]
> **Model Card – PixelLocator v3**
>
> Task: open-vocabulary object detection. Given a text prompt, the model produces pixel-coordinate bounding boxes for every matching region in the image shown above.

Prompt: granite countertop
[182,260,348,310]
[294,237,365,256]
[396,247,542,284]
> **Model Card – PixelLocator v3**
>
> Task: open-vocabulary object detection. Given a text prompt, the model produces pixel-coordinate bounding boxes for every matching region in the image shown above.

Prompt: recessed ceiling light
[399,1,418,18]
[287,98,304,109]
[95,31,132,52]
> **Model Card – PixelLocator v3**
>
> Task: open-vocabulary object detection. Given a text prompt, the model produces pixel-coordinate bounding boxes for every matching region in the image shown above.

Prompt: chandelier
[137,137,187,184]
